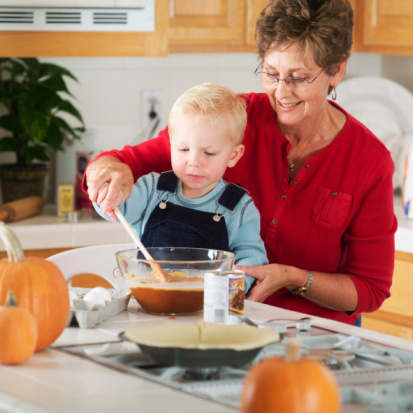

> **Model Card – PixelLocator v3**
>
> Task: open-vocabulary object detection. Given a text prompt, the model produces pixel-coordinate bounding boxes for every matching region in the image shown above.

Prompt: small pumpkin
[0,222,70,351]
[241,338,341,413]
[0,290,37,365]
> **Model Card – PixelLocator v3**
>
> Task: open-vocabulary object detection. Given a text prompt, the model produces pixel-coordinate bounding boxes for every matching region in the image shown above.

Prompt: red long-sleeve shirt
[85,93,397,324]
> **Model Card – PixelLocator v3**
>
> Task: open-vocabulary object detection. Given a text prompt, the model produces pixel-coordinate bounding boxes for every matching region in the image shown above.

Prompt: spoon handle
[113,207,154,261]
[114,207,172,283]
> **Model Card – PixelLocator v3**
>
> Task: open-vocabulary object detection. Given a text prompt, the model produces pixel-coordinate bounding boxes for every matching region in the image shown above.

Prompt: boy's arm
[84,127,172,216]
[227,198,269,293]
[93,173,158,237]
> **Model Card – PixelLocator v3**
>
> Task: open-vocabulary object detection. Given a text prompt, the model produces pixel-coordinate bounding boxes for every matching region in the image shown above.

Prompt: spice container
[57,183,74,217]
[403,145,413,219]
[76,151,94,210]
[204,270,245,325]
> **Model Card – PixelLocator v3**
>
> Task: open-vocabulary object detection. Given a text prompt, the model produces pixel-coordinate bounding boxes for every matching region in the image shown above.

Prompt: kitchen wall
[382,55,413,92]
[1,51,412,203]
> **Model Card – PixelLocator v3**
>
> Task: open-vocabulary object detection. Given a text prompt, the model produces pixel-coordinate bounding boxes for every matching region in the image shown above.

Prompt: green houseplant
[0,58,85,203]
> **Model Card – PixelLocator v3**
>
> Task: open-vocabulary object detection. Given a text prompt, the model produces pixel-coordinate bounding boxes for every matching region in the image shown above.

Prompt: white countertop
[1,300,412,413]
[2,196,413,254]
[0,205,130,251]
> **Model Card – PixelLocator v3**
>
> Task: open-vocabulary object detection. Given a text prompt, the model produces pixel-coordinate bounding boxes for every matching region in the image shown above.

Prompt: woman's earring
[331,86,337,101]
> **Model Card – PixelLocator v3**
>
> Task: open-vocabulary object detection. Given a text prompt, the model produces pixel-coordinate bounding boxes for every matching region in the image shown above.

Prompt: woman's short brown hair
[255,0,354,76]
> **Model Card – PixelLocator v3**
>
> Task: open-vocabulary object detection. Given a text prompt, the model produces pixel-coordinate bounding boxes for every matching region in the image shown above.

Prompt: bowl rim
[115,247,235,265]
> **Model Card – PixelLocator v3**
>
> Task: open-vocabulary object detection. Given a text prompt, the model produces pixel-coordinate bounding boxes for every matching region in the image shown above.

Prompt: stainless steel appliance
[0,0,154,32]
[57,322,413,413]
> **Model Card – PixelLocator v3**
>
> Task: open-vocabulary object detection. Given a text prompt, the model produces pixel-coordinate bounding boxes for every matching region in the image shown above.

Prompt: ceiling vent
[0,0,154,32]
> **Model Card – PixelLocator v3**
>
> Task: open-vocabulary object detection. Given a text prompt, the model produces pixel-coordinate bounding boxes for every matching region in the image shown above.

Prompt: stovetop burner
[183,367,220,381]
[152,365,246,382]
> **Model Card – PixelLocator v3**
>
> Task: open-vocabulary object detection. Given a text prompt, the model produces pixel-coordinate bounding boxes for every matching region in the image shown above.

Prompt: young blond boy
[95,83,268,293]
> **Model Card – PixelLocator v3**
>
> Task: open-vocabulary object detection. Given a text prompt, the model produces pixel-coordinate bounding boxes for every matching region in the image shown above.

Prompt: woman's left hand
[234,264,286,302]
[235,263,359,312]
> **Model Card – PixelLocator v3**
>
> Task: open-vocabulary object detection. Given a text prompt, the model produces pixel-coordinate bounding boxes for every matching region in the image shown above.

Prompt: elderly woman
[85,0,397,326]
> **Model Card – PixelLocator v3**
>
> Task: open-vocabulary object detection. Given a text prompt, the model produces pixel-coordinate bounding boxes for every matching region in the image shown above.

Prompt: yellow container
[57,184,74,217]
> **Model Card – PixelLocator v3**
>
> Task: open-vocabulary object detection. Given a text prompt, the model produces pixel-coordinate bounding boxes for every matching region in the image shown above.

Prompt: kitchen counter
[0,300,412,413]
[2,196,412,253]
[0,205,130,251]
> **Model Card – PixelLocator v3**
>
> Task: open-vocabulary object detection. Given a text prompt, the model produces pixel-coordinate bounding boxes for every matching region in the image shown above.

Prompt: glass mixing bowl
[115,247,235,315]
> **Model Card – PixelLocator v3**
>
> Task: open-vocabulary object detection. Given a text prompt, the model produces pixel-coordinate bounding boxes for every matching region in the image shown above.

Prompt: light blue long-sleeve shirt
[94,172,269,293]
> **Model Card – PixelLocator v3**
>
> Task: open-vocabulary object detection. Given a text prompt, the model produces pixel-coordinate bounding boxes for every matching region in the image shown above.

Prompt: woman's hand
[85,156,134,221]
[235,263,359,312]
[235,264,289,303]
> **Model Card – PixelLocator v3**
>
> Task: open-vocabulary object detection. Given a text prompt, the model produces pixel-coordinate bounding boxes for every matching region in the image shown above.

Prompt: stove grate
[335,365,413,386]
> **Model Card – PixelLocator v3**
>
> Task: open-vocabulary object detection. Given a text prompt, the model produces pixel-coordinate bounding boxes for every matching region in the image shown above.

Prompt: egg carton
[68,287,132,329]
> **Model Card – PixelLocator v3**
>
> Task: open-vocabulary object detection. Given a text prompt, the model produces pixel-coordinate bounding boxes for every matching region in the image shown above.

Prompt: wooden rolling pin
[0,196,44,223]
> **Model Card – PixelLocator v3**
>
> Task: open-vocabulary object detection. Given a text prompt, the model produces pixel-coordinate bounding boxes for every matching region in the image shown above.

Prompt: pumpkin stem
[284,338,302,362]
[0,222,25,263]
[5,290,18,307]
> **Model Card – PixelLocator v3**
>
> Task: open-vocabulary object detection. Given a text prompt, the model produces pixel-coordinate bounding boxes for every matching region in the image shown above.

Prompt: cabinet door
[245,0,268,47]
[362,251,413,339]
[362,317,413,341]
[169,0,245,51]
[381,257,413,317]
[353,0,413,54]
[0,248,71,260]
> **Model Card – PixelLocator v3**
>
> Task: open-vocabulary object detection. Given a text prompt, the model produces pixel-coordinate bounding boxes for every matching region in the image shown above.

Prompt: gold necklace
[287,156,295,172]
[287,135,319,172]
[279,121,318,173]
[288,145,310,172]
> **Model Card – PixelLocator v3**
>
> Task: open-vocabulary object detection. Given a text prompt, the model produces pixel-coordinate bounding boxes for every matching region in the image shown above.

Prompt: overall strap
[217,183,248,211]
[156,171,178,193]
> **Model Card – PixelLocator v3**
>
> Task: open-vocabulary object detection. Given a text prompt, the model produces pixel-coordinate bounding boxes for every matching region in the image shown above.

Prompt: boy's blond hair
[168,83,247,145]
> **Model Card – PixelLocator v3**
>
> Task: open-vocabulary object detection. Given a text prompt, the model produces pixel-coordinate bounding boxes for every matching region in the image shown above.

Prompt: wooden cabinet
[245,0,267,47]
[351,0,413,55]
[0,0,169,57]
[0,0,266,56]
[0,248,71,260]
[3,0,413,56]
[362,251,413,340]
[170,0,413,55]
[0,248,115,288]
[169,0,268,53]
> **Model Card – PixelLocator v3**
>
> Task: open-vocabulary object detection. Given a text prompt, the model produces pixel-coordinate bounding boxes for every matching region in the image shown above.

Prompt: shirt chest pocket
[311,186,352,229]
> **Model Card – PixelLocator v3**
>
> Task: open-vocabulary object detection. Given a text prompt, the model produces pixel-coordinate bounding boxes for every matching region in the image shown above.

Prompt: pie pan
[120,321,280,368]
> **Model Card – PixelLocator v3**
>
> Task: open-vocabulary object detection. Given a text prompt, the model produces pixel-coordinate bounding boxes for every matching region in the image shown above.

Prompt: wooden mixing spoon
[114,207,172,283]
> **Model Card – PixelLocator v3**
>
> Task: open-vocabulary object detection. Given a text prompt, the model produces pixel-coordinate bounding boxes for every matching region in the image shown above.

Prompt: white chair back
[47,243,135,290]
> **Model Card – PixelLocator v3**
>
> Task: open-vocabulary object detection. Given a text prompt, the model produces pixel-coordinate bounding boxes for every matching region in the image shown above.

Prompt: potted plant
[0,58,85,203]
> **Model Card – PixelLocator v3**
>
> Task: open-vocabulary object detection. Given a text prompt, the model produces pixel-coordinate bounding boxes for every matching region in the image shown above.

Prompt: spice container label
[403,146,413,219]
[76,151,94,210]
[204,270,245,325]
[57,183,74,217]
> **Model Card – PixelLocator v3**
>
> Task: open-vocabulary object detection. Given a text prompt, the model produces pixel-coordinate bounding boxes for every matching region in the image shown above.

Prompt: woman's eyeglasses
[254,65,324,92]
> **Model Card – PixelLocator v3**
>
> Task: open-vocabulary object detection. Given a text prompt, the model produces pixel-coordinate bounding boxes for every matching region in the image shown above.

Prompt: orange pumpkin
[0,223,70,351]
[241,338,341,413]
[0,290,37,365]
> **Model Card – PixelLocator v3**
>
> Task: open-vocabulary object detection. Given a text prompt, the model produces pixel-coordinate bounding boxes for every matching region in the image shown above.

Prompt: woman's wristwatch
[289,270,314,295]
